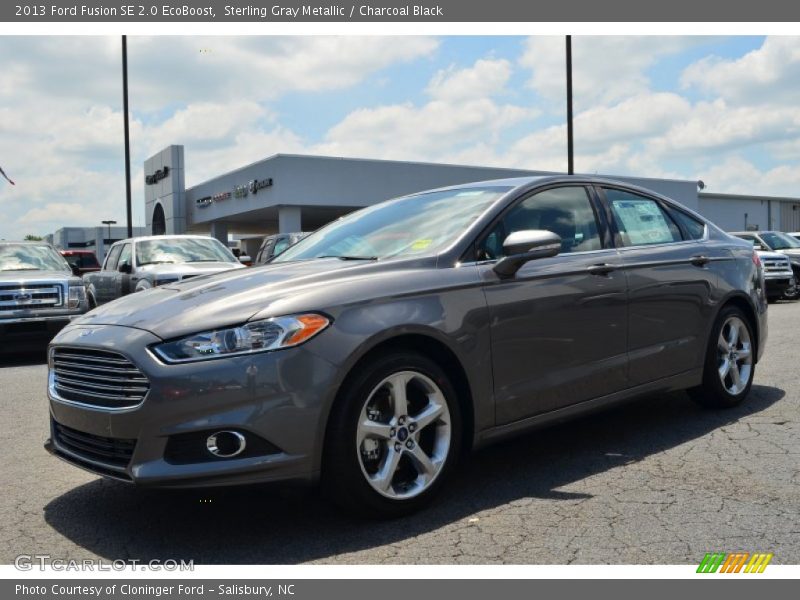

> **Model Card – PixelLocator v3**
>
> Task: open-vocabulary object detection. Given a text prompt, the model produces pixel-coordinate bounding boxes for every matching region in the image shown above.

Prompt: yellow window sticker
[411,239,433,251]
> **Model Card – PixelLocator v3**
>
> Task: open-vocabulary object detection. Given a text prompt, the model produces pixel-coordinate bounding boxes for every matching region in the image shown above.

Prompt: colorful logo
[697,552,773,573]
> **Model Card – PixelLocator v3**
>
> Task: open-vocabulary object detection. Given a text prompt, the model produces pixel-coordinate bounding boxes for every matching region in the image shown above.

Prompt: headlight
[68,284,86,309]
[151,313,331,363]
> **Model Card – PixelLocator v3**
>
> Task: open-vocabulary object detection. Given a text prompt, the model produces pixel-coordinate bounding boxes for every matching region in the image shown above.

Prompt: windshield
[0,244,70,272]
[136,238,237,266]
[274,186,511,262]
[760,232,800,250]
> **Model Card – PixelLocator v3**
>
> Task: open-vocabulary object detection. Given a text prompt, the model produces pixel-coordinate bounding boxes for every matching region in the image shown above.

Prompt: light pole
[101,220,117,242]
[122,35,133,238]
[566,35,574,175]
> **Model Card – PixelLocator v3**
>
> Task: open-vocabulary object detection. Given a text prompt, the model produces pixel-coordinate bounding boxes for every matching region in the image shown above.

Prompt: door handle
[690,255,711,266]
[587,263,618,276]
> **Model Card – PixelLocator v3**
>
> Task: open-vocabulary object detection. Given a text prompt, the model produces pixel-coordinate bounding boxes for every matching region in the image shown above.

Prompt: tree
[24,234,43,241]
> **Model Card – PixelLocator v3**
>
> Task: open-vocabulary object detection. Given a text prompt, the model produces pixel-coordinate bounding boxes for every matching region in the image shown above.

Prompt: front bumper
[0,314,82,349]
[45,323,340,488]
[763,274,794,297]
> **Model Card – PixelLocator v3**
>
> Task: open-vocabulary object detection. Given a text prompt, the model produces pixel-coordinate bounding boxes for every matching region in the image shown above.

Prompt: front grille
[51,347,150,409]
[763,258,792,273]
[53,421,135,476]
[0,283,63,309]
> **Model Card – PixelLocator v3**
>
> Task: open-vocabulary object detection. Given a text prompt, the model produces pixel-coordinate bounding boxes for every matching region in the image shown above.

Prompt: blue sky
[1,35,799,240]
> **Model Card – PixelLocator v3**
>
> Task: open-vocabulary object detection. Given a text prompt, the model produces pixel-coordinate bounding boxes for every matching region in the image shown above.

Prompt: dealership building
[50,144,800,261]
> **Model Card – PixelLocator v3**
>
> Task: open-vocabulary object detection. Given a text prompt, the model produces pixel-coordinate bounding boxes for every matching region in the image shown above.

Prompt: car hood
[137,261,244,278]
[71,258,424,339]
[776,249,800,259]
[0,269,75,284]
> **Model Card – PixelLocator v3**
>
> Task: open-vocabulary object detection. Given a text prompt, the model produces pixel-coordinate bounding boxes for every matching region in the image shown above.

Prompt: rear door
[476,184,629,424]
[95,244,122,303]
[598,186,721,384]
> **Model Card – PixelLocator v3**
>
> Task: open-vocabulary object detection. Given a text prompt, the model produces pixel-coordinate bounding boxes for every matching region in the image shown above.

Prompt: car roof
[109,234,220,245]
[0,240,55,246]
[418,174,689,198]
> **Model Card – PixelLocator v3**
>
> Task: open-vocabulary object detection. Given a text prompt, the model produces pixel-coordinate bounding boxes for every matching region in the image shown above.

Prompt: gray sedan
[46,176,767,516]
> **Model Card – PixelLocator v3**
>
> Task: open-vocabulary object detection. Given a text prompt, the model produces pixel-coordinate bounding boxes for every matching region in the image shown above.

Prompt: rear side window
[667,207,706,240]
[604,189,682,247]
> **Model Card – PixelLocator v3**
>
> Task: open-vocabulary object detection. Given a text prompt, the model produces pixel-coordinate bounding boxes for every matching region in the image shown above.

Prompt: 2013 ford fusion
[45,176,767,516]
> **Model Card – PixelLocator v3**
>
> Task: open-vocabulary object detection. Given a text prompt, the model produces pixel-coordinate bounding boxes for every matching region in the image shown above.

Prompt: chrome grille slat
[0,283,63,308]
[53,352,130,365]
[54,375,149,394]
[55,361,147,382]
[51,347,149,409]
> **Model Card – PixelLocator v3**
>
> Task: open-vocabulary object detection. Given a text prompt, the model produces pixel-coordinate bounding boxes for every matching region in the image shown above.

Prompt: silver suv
[731,231,799,300]
[0,241,89,349]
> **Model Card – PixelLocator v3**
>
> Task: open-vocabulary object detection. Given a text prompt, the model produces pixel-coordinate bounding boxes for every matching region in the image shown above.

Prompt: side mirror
[493,230,562,279]
[118,262,132,274]
[70,264,81,277]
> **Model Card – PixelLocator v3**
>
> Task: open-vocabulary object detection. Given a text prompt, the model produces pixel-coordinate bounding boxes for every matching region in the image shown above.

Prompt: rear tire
[322,352,462,518]
[689,306,755,409]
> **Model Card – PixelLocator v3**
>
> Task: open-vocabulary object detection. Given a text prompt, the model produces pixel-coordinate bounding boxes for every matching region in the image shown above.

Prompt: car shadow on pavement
[0,350,48,368]
[43,383,784,564]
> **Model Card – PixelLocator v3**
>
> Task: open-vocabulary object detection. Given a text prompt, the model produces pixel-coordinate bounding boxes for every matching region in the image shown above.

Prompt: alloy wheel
[356,370,451,500]
[717,316,753,395]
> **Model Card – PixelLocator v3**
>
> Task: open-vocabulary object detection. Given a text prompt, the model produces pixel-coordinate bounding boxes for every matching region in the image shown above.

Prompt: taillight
[752,251,761,268]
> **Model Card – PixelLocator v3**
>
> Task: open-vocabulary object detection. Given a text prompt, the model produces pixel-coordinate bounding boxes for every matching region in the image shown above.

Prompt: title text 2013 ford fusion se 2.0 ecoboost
[45,176,768,516]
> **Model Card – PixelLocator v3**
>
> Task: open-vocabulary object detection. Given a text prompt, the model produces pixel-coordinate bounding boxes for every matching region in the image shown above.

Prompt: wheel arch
[714,292,761,363]
[321,331,477,464]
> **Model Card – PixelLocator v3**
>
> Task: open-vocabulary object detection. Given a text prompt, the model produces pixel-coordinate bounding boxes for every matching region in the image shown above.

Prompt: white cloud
[700,156,800,197]
[681,36,800,106]
[520,36,704,109]
[128,36,439,111]
[0,35,439,239]
[646,100,800,158]
[313,58,536,162]
[426,58,512,101]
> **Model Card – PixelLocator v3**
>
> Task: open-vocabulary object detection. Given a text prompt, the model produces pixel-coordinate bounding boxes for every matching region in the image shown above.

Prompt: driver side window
[476,186,602,260]
[103,245,122,271]
[117,244,132,269]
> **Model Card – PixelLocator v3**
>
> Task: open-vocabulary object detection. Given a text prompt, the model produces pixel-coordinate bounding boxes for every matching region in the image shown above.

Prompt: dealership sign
[249,178,273,194]
[196,178,273,208]
[145,166,170,185]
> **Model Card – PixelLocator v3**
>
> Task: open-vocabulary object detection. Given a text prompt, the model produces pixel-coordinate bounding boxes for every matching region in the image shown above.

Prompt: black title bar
[4,0,800,22]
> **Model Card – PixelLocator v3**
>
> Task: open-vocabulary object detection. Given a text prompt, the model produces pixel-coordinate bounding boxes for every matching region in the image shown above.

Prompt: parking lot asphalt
[1,303,798,566]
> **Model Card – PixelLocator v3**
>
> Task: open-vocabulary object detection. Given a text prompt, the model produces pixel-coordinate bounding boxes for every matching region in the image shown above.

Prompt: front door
[476,185,629,425]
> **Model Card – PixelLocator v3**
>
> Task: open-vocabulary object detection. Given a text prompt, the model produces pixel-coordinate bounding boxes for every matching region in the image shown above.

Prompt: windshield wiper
[138,260,177,266]
[317,255,378,261]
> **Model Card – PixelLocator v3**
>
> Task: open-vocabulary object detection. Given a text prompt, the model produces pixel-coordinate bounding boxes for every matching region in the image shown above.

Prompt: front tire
[689,306,755,408]
[783,278,800,301]
[323,352,462,518]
